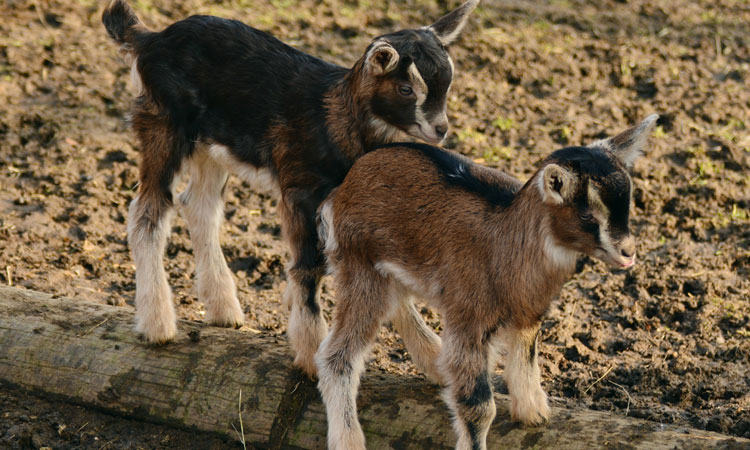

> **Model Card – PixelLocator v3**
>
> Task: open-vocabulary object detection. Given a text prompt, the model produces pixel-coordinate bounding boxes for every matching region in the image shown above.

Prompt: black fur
[370,29,453,125]
[102,0,465,350]
[132,15,349,178]
[103,12,457,200]
[465,421,482,450]
[459,372,493,407]
[546,146,632,239]
[102,0,139,43]
[377,142,520,208]
[528,329,540,364]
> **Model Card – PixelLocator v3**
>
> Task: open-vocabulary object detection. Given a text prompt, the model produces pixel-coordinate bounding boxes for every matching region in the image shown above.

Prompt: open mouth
[595,247,635,268]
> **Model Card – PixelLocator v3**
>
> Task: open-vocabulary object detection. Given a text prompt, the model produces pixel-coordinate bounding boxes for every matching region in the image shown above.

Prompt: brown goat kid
[102,0,479,375]
[314,115,658,450]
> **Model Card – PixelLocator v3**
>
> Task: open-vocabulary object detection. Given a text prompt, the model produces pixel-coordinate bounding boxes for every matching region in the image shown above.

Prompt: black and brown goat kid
[102,0,479,373]
[315,115,658,450]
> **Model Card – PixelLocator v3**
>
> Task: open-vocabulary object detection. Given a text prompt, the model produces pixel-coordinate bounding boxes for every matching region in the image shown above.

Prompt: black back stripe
[377,142,518,208]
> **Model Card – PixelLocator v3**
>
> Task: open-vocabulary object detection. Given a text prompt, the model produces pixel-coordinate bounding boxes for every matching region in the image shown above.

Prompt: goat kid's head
[536,115,658,269]
[358,0,479,145]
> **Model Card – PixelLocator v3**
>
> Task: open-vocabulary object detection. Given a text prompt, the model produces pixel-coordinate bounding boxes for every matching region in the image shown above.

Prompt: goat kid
[102,0,479,375]
[315,115,658,450]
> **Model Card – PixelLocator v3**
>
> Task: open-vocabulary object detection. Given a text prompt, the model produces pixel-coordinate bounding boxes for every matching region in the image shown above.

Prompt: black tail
[102,0,144,45]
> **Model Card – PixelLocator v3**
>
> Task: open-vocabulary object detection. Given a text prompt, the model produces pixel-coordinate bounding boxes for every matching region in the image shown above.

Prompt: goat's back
[131,15,345,146]
[326,143,523,264]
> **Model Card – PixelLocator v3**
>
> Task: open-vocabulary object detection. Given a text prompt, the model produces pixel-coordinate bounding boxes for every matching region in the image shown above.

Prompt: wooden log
[0,286,745,449]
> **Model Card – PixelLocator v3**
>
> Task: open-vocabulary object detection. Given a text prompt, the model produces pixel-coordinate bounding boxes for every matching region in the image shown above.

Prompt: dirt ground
[0,0,748,448]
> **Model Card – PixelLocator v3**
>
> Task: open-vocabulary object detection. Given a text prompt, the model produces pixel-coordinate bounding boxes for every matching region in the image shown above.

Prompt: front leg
[438,329,497,450]
[503,323,550,425]
[280,189,328,378]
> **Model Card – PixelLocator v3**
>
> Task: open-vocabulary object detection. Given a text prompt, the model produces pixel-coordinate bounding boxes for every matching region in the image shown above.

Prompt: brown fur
[315,116,657,449]
[330,150,572,331]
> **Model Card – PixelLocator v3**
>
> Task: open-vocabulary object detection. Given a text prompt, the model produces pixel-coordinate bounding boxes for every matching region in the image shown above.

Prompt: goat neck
[488,179,578,329]
[324,61,402,161]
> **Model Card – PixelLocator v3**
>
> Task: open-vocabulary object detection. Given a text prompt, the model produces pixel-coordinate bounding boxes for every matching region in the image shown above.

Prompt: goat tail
[102,0,147,47]
[317,191,339,255]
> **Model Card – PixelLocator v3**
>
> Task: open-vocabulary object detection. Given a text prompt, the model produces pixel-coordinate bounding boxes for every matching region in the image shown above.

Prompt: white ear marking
[366,40,399,75]
[538,164,575,205]
[426,0,480,45]
[591,114,659,169]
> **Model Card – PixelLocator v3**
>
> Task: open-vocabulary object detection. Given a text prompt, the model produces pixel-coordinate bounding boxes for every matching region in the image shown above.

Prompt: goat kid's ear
[366,40,400,75]
[539,164,577,205]
[593,114,659,169]
[427,0,480,45]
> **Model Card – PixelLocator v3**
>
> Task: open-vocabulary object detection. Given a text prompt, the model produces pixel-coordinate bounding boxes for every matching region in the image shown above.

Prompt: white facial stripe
[587,183,609,219]
[407,62,428,106]
[587,184,617,255]
[447,54,455,88]
[444,56,454,118]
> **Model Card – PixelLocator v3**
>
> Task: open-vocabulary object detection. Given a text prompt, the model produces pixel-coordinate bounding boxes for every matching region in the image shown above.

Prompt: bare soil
[1,0,748,448]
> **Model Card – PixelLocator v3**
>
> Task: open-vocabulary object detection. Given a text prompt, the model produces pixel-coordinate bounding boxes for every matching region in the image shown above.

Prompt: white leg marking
[441,385,495,450]
[504,327,550,425]
[179,151,244,328]
[437,336,496,450]
[285,279,328,377]
[315,332,368,450]
[128,196,177,343]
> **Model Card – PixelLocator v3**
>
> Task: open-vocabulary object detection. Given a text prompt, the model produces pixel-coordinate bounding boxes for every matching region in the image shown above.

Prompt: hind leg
[280,189,328,377]
[179,150,243,328]
[129,191,176,343]
[128,110,192,343]
[315,263,395,450]
[391,296,443,384]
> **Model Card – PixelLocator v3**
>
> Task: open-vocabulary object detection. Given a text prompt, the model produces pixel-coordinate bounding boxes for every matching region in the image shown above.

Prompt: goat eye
[579,212,594,222]
[398,85,414,96]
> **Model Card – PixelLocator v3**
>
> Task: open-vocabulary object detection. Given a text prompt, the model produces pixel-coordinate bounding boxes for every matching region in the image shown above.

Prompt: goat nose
[434,124,448,138]
[620,238,635,258]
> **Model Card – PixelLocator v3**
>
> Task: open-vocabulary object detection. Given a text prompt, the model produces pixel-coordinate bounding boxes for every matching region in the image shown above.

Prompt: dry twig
[583,365,614,395]
[78,316,111,337]
[608,380,634,416]
[231,389,247,450]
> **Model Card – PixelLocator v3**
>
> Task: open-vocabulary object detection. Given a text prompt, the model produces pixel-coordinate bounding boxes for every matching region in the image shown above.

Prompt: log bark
[0,286,745,449]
